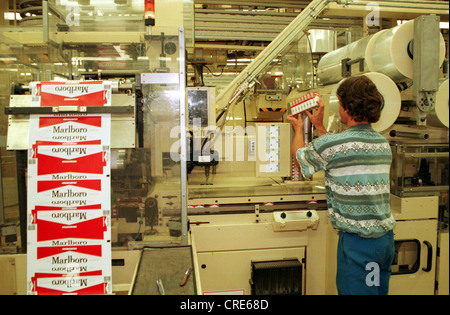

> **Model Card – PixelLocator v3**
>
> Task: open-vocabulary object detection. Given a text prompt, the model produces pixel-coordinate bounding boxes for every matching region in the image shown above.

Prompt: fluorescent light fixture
[0,57,17,61]
[72,57,132,61]
[3,12,22,20]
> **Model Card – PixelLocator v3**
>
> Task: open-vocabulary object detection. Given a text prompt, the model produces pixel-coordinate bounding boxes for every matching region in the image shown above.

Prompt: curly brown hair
[336,75,384,123]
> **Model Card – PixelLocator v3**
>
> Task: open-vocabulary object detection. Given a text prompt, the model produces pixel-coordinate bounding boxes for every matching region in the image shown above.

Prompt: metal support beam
[412,15,441,124]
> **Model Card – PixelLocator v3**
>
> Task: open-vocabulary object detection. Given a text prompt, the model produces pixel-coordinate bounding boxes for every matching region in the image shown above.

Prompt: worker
[286,75,396,295]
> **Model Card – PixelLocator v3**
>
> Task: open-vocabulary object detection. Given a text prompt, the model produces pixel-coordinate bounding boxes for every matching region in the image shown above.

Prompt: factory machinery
[0,0,448,295]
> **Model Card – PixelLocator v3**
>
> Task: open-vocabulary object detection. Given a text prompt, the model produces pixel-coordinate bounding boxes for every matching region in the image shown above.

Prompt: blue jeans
[336,230,395,295]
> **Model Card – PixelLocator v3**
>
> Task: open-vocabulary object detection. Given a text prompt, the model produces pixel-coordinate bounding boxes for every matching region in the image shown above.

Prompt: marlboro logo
[30,271,108,295]
[35,82,110,107]
[53,86,90,94]
[31,207,103,223]
[52,146,88,156]
[53,125,88,134]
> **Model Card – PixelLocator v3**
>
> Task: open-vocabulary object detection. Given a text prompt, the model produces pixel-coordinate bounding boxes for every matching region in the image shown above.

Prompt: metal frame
[42,1,65,48]
[4,106,134,115]
[179,27,188,246]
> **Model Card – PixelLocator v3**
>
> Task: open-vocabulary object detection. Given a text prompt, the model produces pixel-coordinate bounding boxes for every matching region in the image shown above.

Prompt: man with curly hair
[287,75,396,295]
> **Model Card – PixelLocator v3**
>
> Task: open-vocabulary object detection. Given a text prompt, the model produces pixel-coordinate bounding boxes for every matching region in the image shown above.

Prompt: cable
[132,214,143,241]
[204,65,225,77]
[243,100,247,135]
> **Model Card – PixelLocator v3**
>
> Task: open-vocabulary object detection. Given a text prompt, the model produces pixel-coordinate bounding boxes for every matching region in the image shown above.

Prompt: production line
[0,0,448,295]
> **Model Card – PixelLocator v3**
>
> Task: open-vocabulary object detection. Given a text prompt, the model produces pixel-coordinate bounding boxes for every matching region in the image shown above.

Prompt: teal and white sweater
[296,124,395,238]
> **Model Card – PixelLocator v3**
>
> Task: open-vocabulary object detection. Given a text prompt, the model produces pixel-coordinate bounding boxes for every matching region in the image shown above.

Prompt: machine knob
[307,211,312,218]
[280,212,286,219]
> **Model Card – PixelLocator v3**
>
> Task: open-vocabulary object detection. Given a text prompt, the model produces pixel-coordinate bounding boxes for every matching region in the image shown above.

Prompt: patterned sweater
[296,124,395,238]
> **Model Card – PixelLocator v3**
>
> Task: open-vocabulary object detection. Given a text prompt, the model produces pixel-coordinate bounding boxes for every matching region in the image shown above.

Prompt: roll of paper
[318,20,446,84]
[427,79,449,128]
[368,20,446,81]
[317,35,373,86]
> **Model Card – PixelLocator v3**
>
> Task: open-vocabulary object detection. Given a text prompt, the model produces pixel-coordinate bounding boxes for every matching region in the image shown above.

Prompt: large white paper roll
[326,83,344,132]
[365,72,402,132]
[317,35,372,85]
[368,20,446,81]
[427,79,449,128]
[318,20,446,84]
[435,79,449,128]
[366,21,414,81]
[326,72,401,133]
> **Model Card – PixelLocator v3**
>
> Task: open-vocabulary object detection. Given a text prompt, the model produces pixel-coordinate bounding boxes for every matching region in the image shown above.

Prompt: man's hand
[286,114,304,131]
[305,97,327,136]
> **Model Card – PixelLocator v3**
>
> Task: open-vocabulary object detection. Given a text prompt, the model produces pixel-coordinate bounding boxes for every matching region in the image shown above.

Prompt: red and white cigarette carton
[30,81,112,107]
[29,180,110,209]
[290,92,320,115]
[29,114,110,143]
[29,271,111,295]
[29,140,109,177]
[29,205,109,242]
[33,244,106,273]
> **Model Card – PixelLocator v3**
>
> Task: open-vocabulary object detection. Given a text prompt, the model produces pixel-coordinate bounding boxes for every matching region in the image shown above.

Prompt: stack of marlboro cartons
[291,160,300,181]
[26,81,112,295]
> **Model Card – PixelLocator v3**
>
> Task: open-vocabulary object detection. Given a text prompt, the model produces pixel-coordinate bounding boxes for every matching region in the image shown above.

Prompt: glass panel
[48,0,145,33]
[183,0,194,49]
[0,30,71,255]
[185,31,319,204]
[110,29,185,248]
[281,33,314,92]
[390,142,449,196]
[1,16,185,251]
[0,72,19,245]
[391,240,421,275]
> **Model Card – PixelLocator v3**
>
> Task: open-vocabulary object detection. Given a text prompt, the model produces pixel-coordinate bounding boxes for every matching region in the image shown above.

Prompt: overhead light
[72,57,132,61]
[3,12,22,20]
